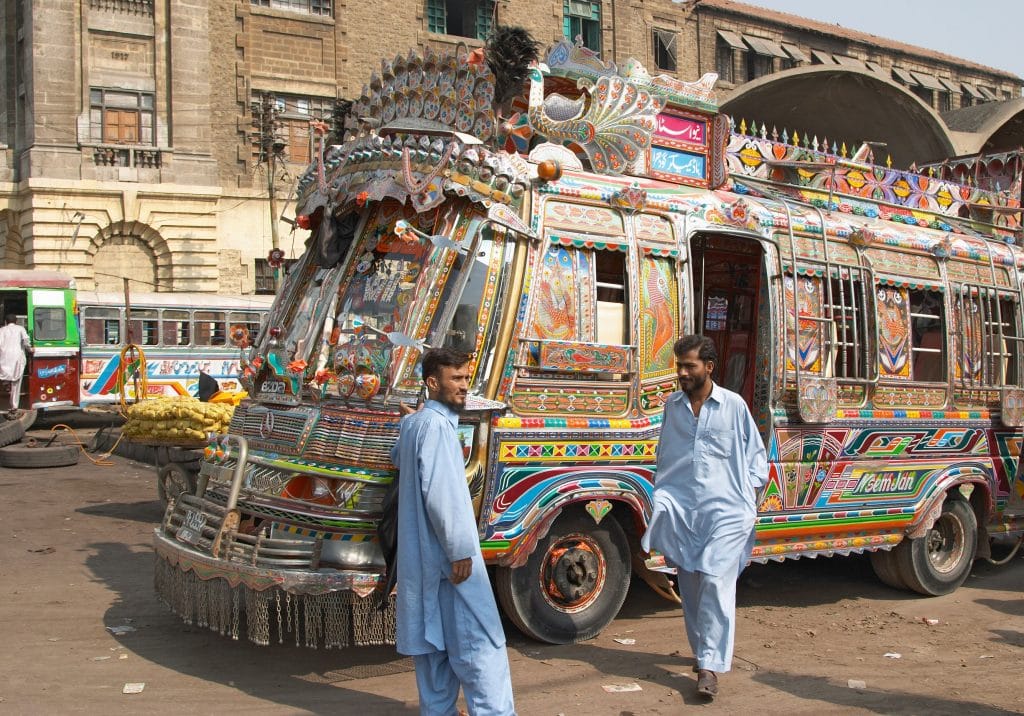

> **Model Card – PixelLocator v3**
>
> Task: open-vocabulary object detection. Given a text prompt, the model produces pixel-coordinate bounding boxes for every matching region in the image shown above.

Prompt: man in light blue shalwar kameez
[391,347,516,716]
[642,334,768,700]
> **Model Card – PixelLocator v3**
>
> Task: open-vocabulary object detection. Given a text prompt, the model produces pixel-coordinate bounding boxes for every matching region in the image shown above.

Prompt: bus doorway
[690,233,766,408]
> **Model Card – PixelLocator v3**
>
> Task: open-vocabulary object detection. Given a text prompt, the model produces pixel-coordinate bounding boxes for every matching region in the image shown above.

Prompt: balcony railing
[90,0,154,14]
[91,145,163,169]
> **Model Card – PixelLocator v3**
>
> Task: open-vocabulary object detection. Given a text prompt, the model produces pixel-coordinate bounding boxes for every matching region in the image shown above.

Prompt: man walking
[642,334,768,700]
[0,314,32,418]
[391,347,516,716]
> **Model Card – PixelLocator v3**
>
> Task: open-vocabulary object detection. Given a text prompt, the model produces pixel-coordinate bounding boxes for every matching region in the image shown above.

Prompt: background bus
[77,292,274,407]
[0,270,80,411]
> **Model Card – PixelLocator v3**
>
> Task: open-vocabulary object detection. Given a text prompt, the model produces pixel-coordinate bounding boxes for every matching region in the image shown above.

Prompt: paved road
[1,437,1021,715]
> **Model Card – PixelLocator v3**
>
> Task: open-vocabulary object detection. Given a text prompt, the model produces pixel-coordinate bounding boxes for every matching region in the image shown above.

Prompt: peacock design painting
[526,62,665,175]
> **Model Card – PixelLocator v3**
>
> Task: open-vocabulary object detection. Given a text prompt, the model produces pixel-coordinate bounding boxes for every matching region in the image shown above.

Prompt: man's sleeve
[417,420,478,563]
[742,405,769,490]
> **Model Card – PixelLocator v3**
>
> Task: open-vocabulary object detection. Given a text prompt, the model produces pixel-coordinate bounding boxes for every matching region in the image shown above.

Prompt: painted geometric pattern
[639,378,677,412]
[499,440,658,464]
[508,385,630,415]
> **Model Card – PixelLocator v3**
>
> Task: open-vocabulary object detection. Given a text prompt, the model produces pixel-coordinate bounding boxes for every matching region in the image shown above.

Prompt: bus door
[26,288,80,409]
[690,233,765,407]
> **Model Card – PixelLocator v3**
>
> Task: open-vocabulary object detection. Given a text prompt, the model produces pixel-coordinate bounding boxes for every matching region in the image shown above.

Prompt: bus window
[194,311,227,346]
[33,307,67,341]
[162,310,191,346]
[127,309,160,346]
[228,311,263,344]
[83,307,122,345]
[595,249,628,345]
[910,288,945,382]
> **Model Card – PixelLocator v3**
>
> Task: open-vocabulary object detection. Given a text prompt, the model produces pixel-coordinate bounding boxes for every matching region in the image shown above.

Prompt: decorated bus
[153,32,1024,648]
[0,274,272,412]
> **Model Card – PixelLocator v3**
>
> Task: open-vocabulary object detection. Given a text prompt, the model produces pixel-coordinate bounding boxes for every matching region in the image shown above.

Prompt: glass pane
[33,307,67,341]
[141,93,154,109]
[90,89,102,105]
[161,310,191,346]
[193,311,227,346]
[127,309,160,346]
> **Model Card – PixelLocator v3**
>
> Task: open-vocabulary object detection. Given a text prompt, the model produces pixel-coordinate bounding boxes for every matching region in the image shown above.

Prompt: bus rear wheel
[495,510,631,644]
[158,463,197,505]
[895,498,977,596]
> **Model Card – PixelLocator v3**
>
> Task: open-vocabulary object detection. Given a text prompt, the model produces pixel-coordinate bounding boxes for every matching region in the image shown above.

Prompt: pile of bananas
[123,396,235,443]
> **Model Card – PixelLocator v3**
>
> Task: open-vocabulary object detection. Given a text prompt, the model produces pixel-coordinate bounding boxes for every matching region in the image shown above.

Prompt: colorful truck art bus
[153,39,1024,648]
[0,275,272,411]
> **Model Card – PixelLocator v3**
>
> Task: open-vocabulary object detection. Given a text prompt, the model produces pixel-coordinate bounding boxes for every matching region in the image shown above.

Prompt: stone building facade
[1,0,1021,293]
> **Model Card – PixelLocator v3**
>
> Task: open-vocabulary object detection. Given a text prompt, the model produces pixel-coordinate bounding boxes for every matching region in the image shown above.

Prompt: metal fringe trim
[154,556,397,648]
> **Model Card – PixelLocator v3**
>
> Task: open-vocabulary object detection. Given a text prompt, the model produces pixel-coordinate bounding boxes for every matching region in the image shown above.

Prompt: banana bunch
[123,396,235,443]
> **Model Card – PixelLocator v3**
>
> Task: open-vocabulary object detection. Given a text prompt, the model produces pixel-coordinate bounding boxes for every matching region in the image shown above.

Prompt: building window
[427,0,494,40]
[715,37,734,83]
[90,88,154,145]
[563,0,601,54]
[911,86,934,106]
[938,91,952,112]
[255,258,298,294]
[250,0,332,16]
[272,94,334,165]
[960,91,974,108]
[653,28,677,73]
[745,52,771,82]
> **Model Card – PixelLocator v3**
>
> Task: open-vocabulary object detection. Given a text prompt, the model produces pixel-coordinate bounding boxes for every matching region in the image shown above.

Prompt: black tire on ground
[869,547,907,590]
[0,442,80,469]
[495,508,631,644]
[0,417,27,448]
[894,497,978,596]
[157,463,197,505]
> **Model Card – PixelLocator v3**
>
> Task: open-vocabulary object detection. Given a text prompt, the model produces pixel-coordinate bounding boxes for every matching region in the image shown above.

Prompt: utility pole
[253,92,286,290]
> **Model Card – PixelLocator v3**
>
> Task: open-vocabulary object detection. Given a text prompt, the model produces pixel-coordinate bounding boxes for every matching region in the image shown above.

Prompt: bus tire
[0,443,80,469]
[894,497,977,596]
[494,509,631,644]
[868,547,906,590]
[158,463,197,505]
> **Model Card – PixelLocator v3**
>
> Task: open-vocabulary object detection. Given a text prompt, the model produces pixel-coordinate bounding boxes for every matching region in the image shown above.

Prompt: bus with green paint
[0,270,81,412]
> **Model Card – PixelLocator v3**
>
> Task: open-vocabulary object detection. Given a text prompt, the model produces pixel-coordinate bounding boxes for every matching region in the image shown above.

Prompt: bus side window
[83,308,121,345]
[910,288,945,382]
[128,309,160,346]
[161,310,191,346]
[194,311,226,346]
[595,249,628,346]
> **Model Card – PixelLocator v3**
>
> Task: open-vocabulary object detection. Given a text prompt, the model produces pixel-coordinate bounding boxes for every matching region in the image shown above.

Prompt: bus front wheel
[895,497,977,596]
[495,509,631,644]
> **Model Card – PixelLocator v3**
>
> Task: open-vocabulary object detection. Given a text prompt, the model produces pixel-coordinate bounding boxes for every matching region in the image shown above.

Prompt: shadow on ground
[85,542,417,714]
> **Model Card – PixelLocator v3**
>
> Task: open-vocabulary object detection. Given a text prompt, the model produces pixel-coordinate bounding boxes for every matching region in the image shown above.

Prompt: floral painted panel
[877,286,912,379]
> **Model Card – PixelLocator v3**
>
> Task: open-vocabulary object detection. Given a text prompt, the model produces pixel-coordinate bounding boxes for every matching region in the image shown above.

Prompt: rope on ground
[49,424,124,466]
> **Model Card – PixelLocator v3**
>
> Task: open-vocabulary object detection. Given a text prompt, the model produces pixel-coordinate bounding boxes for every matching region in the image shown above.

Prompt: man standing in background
[0,314,32,419]
[391,347,516,715]
[642,334,768,700]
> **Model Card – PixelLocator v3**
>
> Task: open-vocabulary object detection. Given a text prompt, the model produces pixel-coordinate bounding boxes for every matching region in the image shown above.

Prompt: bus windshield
[261,200,495,401]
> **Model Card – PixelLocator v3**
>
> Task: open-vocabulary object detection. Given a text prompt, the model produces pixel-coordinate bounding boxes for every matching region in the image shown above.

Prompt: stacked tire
[0,411,81,469]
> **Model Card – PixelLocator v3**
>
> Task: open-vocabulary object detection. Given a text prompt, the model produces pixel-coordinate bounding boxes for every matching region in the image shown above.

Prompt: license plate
[175,509,207,546]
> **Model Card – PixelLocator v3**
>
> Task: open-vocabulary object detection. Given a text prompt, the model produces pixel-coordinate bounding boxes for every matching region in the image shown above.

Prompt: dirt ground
[0,419,1021,715]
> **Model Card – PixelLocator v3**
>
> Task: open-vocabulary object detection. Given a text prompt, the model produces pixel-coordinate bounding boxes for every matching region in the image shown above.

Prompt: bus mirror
[1000,387,1024,427]
[797,376,837,424]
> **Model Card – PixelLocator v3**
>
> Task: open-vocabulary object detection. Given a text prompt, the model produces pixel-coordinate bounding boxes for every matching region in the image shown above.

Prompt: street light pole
[254,92,285,290]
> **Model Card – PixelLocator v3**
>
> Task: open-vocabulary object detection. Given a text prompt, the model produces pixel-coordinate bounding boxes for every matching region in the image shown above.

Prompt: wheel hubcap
[541,534,606,613]
[926,512,965,575]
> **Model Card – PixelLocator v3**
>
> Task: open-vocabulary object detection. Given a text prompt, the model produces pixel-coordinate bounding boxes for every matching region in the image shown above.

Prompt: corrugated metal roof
[961,82,984,99]
[716,29,745,49]
[834,55,867,69]
[937,77,961,94]
[911,71,945,91]
[864,61,885,74]
[780,43,808,63]
[742,34,787,58]
[978,85,999,100]
[891,67,919,86]
[810,49,836,65]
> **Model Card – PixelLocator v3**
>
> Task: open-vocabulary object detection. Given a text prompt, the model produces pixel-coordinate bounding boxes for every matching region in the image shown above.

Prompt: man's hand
[450,558,472,584]
[398,401,424,416]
